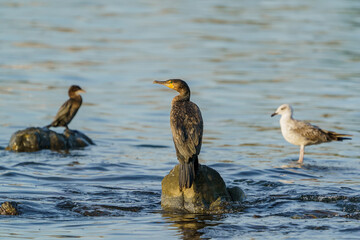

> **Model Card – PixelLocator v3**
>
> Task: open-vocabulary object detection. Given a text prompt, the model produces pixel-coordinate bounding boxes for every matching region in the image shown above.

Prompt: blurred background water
[0,0,359,239]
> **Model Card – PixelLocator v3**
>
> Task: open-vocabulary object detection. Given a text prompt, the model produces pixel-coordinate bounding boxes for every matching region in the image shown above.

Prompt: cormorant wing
[53,98,80,124]
[170,102,203,160]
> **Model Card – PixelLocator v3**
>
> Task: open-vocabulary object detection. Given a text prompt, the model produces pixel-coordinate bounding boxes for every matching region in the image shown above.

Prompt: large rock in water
[6,127,94,152]
[161,164,245,213]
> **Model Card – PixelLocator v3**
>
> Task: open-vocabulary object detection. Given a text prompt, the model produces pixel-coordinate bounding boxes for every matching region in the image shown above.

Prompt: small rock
[6,127,94,152]
[161,164,245,213]
[0,202,19,215]
[227,186,246,202]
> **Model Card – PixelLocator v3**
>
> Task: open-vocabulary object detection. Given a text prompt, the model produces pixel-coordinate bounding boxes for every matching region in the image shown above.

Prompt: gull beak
[271,112,277,117]
[78,89,86,93]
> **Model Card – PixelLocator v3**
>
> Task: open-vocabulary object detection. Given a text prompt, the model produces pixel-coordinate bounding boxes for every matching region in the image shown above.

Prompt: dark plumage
[154,79,203,190]
[45,85,85,130]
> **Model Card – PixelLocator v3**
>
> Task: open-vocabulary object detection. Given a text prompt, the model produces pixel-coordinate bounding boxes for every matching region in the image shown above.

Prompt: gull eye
[281,107,286,110]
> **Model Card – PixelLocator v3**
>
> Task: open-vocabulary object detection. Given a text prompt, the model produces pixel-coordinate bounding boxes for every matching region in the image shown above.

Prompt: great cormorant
[45,85,85,130]
[154,79,203,189]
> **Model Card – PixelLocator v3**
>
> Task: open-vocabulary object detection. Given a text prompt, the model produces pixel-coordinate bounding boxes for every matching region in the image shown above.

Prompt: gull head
[271,104,293,117]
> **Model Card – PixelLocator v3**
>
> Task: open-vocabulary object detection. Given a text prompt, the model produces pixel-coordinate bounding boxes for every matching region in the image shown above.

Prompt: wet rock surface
[6,127,94,152]
[161,164,245,213]
[0,202,19,215]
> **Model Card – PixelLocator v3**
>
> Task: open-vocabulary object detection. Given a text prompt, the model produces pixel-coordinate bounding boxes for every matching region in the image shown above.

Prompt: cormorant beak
[153,80,163,85]
[153,80,174,89]
[271,112,278,117]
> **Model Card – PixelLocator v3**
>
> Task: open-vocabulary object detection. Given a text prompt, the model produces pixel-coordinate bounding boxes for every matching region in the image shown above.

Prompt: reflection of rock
[6,127,94,152]
[163,212,223,240]
[161,164,245,213]
[0,202,19,215]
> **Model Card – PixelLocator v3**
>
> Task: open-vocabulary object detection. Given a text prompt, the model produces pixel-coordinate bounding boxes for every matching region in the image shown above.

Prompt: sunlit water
[1,0,359,239]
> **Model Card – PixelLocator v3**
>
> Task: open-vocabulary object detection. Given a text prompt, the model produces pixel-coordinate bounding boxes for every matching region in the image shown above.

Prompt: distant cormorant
[46,85,85,130]
[154,79,203,189]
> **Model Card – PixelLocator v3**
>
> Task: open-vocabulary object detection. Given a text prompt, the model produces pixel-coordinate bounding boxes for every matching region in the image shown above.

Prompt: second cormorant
[45,85,85,130]
[154,79,203,190]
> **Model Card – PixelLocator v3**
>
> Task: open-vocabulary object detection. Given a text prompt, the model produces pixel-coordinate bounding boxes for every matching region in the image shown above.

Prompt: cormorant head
[153,79,190,98]
[68,85,85,97]
[271,104,293,117]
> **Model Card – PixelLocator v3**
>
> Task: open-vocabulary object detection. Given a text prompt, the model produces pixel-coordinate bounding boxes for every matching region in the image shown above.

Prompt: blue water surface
[1,0,359,239]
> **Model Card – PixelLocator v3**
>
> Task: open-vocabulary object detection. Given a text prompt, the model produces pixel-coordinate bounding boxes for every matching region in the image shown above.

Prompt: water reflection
[163,212,224,240]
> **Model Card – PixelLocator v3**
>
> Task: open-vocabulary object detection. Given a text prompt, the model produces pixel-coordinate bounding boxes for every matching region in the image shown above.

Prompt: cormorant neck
[174,89,190,102]
[69,93,82,100]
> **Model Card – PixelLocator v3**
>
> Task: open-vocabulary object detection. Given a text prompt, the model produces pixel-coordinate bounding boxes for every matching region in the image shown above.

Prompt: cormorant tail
[179,156,198,190]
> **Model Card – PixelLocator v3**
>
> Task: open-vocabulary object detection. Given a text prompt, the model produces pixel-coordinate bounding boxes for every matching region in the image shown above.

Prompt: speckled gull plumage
[271,104,352,164]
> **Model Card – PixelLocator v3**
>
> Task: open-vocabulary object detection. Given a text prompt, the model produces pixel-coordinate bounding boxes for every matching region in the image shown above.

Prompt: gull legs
[298,145,305,164]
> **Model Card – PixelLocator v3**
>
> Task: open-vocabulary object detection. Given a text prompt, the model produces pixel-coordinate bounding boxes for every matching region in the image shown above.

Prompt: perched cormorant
[271,104,352,164]
[154,79,203,189]
[45,85,85,130]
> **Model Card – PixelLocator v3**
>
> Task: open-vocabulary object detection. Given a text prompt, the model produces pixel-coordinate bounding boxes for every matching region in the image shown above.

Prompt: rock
[161,164,245,213]
[0,202,19,215]
[227,186,246,202]
[6,127,94,152]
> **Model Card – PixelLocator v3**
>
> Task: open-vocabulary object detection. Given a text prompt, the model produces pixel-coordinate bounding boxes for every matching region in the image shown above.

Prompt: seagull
[271,104,352,164]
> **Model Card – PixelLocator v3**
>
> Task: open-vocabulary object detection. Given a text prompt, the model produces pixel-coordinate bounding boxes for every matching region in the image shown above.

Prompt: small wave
[134,144,169,148]
[301,163,354,172]
[56,200,143,217]
[13,161,53,167]
[270,167,317,178]
[0,166,9,171]
[235,179,284,188]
